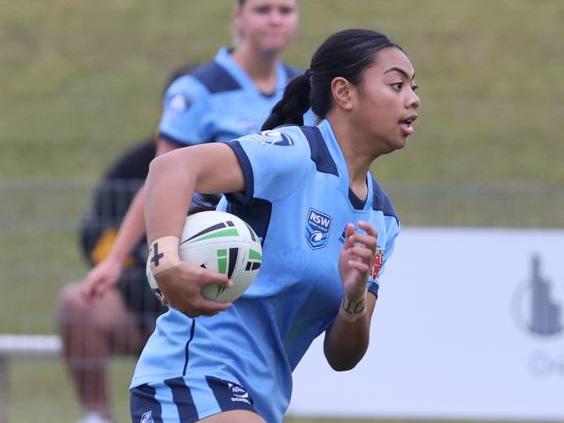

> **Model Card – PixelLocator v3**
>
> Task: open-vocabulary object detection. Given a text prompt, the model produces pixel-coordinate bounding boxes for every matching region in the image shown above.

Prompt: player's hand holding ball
[152,260,233,318]
[146,211,262,318]
[338,221,377,321]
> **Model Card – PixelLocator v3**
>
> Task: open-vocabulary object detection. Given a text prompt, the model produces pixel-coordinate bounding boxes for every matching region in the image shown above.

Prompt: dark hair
[262,29,400,130]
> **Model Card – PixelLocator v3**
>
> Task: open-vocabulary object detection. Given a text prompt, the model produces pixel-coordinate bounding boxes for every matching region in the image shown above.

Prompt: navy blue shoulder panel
[370,174,399,222]
[299,126,339,177]
[225,198,272,246]
[191,61,241,94]
[282,63,302,81]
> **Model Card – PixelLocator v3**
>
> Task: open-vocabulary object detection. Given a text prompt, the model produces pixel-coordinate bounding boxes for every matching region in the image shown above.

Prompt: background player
[133,28,420,423]
[81,0,302,301]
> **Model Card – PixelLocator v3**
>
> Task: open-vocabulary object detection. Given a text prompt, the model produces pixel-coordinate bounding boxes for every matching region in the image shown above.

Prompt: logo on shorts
[305,208,333,249]
[141,410,154,423]
[228,382,252,405]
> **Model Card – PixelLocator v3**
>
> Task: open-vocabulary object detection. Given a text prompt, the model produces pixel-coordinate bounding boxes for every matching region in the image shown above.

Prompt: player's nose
[267,10,284,25]
[407,90,421,110]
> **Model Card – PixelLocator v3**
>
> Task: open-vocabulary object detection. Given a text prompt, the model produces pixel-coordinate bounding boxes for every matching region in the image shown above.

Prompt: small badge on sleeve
[168,94,191,112]
[370,250,384,279]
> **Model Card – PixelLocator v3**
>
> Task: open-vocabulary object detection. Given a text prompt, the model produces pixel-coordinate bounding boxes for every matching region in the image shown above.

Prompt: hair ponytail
[261,73,311,130]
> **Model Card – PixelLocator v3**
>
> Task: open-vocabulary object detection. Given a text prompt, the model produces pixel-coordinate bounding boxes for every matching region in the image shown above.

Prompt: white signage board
[288,228,564,421]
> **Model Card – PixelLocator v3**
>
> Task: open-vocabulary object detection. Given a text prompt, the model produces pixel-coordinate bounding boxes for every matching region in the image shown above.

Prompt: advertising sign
[288,228,564,420]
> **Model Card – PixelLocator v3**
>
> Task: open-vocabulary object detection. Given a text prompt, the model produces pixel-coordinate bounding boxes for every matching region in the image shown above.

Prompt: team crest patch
[305,208,333,249]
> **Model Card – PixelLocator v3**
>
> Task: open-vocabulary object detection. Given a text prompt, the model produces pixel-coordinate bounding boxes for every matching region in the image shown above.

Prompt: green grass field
[1,0,563,422]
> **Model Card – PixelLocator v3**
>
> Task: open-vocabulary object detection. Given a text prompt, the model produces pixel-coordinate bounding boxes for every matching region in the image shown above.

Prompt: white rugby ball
[146,210,262,303]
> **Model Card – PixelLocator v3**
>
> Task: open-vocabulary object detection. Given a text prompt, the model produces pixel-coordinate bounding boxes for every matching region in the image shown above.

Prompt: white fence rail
[0,335,62,423]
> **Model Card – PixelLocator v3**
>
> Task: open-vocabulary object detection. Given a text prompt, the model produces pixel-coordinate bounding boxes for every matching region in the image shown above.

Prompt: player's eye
[255,6,271,14]
[411,84,419,92]
[279,6,294,15]
[391,82,403,92]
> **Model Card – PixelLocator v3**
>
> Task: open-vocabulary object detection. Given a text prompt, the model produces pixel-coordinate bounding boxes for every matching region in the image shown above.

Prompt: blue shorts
[130,375,257,422]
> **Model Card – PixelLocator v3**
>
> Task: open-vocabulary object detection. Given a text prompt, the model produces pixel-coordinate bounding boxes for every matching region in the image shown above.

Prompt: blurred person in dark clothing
[56,63,198,423]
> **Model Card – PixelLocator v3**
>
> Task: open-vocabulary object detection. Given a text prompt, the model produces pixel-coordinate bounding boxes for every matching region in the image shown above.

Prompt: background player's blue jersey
[131,120,400,423]
[159,48,302,146]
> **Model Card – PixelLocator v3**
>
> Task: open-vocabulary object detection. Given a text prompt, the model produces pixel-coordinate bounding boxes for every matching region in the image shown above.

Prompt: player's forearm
[144,150,196,244]
[106,186,147,263]
[145,144,245,243]
[323,293,376,371]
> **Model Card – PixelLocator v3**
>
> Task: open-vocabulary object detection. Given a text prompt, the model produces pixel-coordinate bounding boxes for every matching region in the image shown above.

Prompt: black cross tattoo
[150,242,165,267]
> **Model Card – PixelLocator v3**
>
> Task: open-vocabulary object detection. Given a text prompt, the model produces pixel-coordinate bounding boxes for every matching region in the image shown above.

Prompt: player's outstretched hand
[338,221,377,299]
[80,257,123,303]
[155,262,233,317]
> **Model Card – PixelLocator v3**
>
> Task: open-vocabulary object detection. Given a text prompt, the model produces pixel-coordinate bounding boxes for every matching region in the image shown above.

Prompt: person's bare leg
[56,282,146,420]
[198,410,266,423]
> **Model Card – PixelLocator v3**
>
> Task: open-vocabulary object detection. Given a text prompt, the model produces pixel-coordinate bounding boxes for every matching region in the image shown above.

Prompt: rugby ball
[146,210,262,303]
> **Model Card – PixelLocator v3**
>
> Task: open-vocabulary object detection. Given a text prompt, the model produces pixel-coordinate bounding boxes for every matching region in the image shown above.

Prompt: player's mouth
[399,114,418,136]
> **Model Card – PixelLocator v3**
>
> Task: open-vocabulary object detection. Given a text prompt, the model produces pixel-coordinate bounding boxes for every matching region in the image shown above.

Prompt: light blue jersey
[131,120,400,423]
[159,48,302,146]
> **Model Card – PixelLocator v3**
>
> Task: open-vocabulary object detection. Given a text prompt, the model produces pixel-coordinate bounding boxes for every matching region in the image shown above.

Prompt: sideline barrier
[0,335,62,423]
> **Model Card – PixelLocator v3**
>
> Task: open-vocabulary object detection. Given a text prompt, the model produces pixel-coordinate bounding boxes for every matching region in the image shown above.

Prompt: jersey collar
[317,119,374,211]
[215,48,288,97]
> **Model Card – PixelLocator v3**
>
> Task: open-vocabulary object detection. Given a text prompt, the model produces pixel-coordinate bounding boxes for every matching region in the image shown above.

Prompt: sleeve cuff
[367,281,379,298]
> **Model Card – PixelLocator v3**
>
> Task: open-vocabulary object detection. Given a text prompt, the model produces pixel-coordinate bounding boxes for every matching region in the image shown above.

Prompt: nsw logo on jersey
[305,208,332,249]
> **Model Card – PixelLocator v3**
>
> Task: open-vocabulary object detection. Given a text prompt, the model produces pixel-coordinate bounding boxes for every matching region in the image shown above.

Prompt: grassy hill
[2,0,563,184]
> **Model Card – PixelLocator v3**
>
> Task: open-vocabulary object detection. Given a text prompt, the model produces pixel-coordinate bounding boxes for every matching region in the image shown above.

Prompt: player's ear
[331,77,354,112]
